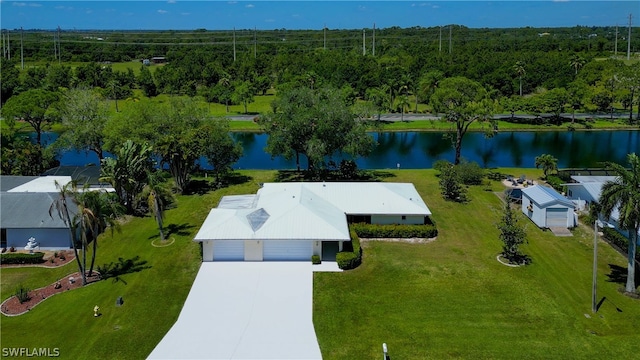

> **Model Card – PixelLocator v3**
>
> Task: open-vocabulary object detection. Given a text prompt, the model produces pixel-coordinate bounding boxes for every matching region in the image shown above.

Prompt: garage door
[212,240,245,261]
[263,240,313,261]
[546,208,568,228]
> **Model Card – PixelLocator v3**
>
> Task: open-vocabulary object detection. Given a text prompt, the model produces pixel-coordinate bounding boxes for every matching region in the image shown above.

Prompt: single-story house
[194,182,432,262]
[566,176,640,240]
[1,176,78,251]
[521,185,576,229]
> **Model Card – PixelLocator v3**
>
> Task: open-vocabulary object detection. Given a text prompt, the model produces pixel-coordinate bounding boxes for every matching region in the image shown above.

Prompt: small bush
[336,252,360,270]
[1,252,45,265]
[457,160,485,185]
[311,255,321,264]
[351,223,438,239]
[545,176,565,193]
[15,284,31,304]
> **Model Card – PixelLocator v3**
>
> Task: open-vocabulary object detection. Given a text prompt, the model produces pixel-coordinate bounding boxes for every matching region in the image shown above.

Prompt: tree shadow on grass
[606,264,628,285]
[146,223,194,240]
[97,256,152,285]
[275,169,396,182]
[183,179,215,195]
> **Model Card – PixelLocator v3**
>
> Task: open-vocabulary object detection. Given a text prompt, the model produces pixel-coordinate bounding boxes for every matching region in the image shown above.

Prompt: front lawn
[314,169,640,359]
[0,170,275,359]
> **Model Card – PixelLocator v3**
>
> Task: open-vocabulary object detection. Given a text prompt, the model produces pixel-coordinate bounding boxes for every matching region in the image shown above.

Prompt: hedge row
[1,252,46,265]
[336,228,362,270]
[351,223,438,239]
[602,227,639,260]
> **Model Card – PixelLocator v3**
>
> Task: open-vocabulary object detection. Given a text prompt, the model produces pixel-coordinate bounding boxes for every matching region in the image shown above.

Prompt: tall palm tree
[513,61,525,96]
[218,75,231,113]
[142,171,173,242]
[600,153,640,293]
[534,154,558,179]
[77,189,122,275]
[49,180,89,285]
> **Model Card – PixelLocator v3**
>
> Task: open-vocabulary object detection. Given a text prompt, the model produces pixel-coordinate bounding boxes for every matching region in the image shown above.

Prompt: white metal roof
[194,182,430,242]
[571,176,617,184]
[522,185,574,208]
[7,176,72,193]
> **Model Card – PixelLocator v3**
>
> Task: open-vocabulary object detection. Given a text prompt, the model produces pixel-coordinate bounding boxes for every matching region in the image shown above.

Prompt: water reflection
[36,130,639,170]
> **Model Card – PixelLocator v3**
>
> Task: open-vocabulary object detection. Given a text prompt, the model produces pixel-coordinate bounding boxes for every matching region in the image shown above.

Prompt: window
[1,229,6,249]
[401,215,407,220]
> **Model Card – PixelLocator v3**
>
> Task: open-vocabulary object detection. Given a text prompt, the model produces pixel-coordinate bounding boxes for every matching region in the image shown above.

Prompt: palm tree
[397,94,410,122]
[77,189,122,275]
[218,75,231,113]
[513,61,525,96]
[599,153,640,293]
[49,180,88,285]
[534,154,558,179]
[142,171,173,242]
[569,54,586,75]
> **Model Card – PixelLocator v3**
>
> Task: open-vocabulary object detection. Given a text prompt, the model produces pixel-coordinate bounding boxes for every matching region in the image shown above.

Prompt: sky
[0,1,637,31]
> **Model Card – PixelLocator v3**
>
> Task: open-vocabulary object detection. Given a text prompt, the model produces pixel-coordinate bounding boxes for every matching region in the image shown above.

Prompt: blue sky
[1,1,636,30]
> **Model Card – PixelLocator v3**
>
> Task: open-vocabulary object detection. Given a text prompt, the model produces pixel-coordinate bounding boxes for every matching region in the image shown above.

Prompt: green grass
[0,170,275,359]
[380,118,638,132]
[314,169,640,359]
[1,168,639,359]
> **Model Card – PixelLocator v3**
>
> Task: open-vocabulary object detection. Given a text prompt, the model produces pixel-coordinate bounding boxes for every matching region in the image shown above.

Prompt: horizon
[0,1,637,31]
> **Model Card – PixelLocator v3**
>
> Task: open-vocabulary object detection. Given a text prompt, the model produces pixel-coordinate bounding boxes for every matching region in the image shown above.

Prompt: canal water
[37,130,639,170]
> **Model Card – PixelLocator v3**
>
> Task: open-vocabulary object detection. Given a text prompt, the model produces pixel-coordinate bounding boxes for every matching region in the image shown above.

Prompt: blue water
[36,130,640,170]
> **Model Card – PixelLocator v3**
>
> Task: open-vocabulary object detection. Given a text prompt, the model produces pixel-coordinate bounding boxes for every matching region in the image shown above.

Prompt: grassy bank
[314,169,640,359]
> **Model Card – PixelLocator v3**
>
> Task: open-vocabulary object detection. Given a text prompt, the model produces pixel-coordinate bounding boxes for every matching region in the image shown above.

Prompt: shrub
[601,227,638,260]
[311,255,321,264]
[545,176,565,193]
[1,252,46,265]
[457,160,485,185]
[336,252,360,270]
[351,223,438,239]
[15,284,31,304]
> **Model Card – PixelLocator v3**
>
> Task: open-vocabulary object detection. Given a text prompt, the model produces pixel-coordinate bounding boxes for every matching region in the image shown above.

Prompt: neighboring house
[521,185,576,229]
[566,176,640,239]
[151,56,166,64]
[194,182,432,262]
[1,176,76,250]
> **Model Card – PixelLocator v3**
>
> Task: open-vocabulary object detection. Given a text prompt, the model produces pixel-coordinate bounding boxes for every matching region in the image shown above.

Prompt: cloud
[552,0,570,2]
[245,4,254,8]
[265,18,275,23]
[13,2,42,6]
[181,12,190,16]
[157,9,168,14]
[167,0,176,3]
[228,1,237,4]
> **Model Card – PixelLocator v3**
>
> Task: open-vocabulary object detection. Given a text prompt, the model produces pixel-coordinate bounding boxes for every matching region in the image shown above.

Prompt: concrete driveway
[147,262,325,359]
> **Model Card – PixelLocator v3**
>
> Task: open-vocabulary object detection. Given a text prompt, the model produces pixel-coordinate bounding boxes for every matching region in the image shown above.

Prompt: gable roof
[0,192,74,229]
[194,182,431,242]
[0,176,40,192]
[522,185,574,208]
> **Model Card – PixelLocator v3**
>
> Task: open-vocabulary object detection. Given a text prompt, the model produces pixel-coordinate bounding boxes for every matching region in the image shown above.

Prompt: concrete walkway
[148,262,340,360]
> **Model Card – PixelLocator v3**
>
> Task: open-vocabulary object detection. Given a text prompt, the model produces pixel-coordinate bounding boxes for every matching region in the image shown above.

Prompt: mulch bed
[1,271,101,316]
[1,250,76,268]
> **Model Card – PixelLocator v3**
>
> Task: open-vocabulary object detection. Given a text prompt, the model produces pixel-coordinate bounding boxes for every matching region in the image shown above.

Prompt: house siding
[6,228,71,250]
[371,214,424,225]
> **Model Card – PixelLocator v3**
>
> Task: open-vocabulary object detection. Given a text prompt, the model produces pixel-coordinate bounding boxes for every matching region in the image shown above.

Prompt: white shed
[521,185,575,229]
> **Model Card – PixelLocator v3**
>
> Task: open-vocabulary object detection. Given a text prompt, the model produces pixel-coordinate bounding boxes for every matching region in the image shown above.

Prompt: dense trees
[258,86,374,171]
[599,153,640,293]
[2,89,59,145]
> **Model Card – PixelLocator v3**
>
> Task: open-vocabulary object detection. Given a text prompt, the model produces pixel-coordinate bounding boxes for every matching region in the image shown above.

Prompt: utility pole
[362,29,366,55]
[53,30,57,60]
[372,23,376,56]
[7,30,10,60]
[448,25,452,54]
[57,26,61,64]
[627,13,632,61]
[1,31,4,59]
[20,27,24,69]
[323,24,326,50]
[592,221,599,313]
[615,24,618,56]
[254,26,257,59]
[233,27,236,62]
[439,26,442,53]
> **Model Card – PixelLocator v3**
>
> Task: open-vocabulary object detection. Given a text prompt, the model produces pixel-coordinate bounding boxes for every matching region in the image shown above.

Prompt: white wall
[7,228,71,250]
[521,196,546,228]
[566,185,596,203]
[202,241,213,261]
[371,215,424,225]
[244,240,263,261]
